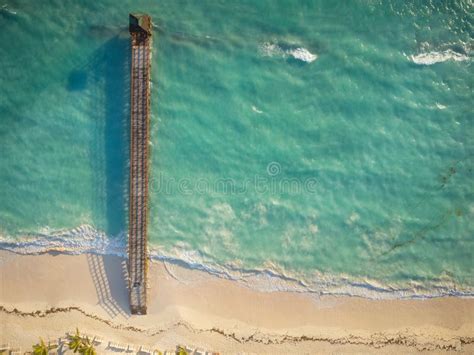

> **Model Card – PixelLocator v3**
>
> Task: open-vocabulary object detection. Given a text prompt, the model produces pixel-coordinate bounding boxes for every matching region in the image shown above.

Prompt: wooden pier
[128,13,152,315]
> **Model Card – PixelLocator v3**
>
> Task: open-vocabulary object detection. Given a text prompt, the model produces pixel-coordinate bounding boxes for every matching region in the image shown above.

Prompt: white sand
[0,250,473,354]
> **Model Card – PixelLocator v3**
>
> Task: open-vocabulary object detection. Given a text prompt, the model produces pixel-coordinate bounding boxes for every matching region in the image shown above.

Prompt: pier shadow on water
[67,35,131,315]
[90,36,130,238]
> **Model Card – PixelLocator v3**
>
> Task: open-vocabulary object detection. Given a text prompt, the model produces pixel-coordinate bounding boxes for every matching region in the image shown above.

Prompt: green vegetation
[67,328,96,355]
[24,330,206,355]
[80,337,97,355]
[32,338,57,355]
[68,328,83,353]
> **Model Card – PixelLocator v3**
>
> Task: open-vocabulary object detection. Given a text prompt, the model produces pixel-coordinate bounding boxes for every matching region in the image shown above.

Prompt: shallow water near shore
[0,0,473,298]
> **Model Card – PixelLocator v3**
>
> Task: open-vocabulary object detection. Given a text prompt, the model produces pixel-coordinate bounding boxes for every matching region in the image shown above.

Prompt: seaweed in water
[369,158,472,258]
[379,209,453,257]
[439,165,457,188]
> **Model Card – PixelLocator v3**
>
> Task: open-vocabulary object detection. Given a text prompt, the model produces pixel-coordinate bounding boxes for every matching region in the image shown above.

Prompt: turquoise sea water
[0,0,472,298]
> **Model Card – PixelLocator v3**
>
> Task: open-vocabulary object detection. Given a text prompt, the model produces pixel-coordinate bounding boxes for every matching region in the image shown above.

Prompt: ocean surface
[0,0,472,298]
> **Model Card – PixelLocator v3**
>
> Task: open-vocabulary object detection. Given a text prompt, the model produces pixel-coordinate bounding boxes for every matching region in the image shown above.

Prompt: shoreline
[1,227,473,300]
[1,250,473,353]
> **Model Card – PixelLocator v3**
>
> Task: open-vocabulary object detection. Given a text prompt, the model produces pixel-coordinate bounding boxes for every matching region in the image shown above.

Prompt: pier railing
[128,13,152,315]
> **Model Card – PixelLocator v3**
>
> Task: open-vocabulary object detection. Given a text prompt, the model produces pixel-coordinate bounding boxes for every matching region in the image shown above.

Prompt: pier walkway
[128,14,152,315]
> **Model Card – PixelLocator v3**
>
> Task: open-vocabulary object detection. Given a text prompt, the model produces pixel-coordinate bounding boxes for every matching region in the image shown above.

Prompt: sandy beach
[0,250,472,354]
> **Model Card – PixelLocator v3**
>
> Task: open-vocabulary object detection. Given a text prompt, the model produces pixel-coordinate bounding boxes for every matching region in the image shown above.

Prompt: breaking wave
[1,4,17,15]
[260,42,318,63]
[409,50,469,65]
[1,225,473,300]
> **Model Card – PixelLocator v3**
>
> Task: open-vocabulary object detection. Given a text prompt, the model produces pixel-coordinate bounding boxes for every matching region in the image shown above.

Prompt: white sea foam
[0,225,126,256]
[251,105,263,114]
[1,4,17,15]
[409,50,469,65]
[1,226,473,300]
[260,42,285,57]
[259,42,318,63]
[288,47,318,63]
